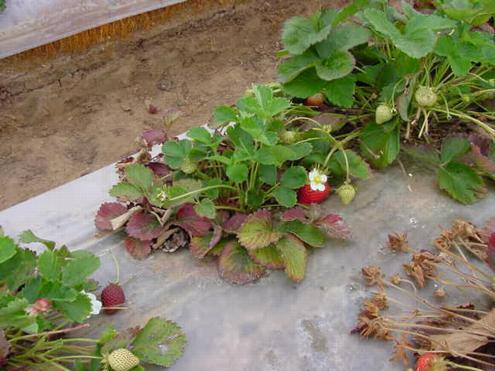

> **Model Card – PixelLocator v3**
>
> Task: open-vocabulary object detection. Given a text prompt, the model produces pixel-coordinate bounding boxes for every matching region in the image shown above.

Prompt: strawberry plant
[96,84,355,284]
[0,230,187,369]
[278,0,495,204]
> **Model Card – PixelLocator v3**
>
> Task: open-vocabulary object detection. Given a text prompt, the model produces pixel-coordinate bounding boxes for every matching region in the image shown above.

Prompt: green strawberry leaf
[109,182,143,202]
[280,166,308,189]
[226,163,249,183]
[328,150,370,179]
[282,68,327,98]
[281,9,338,55]
[435,35,478,76]
[237,210,282,250]
[275,236,307,282]
[440,0,495,26]
[239,115,279,145]
[125,164,154,192]
[187,127,212,144]
[272,187,298,208]
[18,230,56,250]
[279,220,326,247]
[37,281,78,302]
[438,162,486,204]
[194,199,216,219]
[360,121,400,169]
[315,22,370,58]
[322,75,356,108]
[247,245,285,269]
[218,240,267,284]
[255,143,313,166]
[132,317,187,368]
[53,292,92,323]
[0,297,35,330]
[163,140,192,169]
[363,8,453,58]
[213,105,237,124]
[62,251,100,287]
[315,50,355,81]
[0,248,36,291]
[278,51,319,83]
[259,164,277,186]
[237,85,290,119]
[440,137,471,164]
[38,250,62,282]
[0,237,17,264]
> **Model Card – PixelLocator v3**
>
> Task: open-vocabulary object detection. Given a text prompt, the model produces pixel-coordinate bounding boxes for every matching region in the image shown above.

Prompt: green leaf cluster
[161,85,322,212]
[279,6,370,107]
[278,0,495,203]
[0,233,100,331]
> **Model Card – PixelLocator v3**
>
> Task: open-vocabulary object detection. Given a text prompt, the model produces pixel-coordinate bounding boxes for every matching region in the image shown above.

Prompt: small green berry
[180,158,197,174]
[280,130,299,144]
[337,184,356,205]
[375,104,394,124]
[414,86,438,107]
[108,348,140,371]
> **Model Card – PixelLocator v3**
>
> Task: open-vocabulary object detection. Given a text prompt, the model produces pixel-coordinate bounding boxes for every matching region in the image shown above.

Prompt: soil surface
[0,0,346,210]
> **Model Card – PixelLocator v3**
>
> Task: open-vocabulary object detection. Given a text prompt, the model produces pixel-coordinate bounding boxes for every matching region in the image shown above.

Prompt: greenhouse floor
[1,157,493,370]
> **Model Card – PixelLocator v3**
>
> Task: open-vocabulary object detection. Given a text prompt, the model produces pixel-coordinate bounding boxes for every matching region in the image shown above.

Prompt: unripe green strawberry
[108,348,140,371]
[337,184,356,205]
[180,158,197,174]
[415,86,438,107]
[375,104,394,124]
[280,130,298,144]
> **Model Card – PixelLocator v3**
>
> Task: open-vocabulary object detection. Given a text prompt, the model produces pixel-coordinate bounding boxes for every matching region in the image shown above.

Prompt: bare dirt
[0,0,347,210]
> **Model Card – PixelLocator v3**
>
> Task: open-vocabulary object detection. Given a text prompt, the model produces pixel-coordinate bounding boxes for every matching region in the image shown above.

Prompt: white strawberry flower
[81,291,102,316]
[308,169,327,192]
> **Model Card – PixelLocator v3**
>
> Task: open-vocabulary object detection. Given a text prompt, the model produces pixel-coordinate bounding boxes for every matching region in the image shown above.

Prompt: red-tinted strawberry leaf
[237,210,282,250]
[210,224,223,249]
[471,144,495,179]
[142,129,166,147]
[248,245,285,269]
[189,230,221,260]
[223,213,248,233]
[280,207,307,222]
[147,162,170,177]
[126,212,162,241]
[124,238,152,260]
[218,241,267,284]
[175,204,212,237]
[275,235,307,282]
[315,213,350,240]
[95,202,128,231]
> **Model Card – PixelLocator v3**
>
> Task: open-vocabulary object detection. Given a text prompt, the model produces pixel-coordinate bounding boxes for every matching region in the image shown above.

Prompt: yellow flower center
[314,175,321,184]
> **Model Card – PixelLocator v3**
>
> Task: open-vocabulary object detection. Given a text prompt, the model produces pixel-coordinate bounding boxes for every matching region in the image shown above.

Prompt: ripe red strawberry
[416,353,447,371]
[101,283,125,315]
[297,183,331,204]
